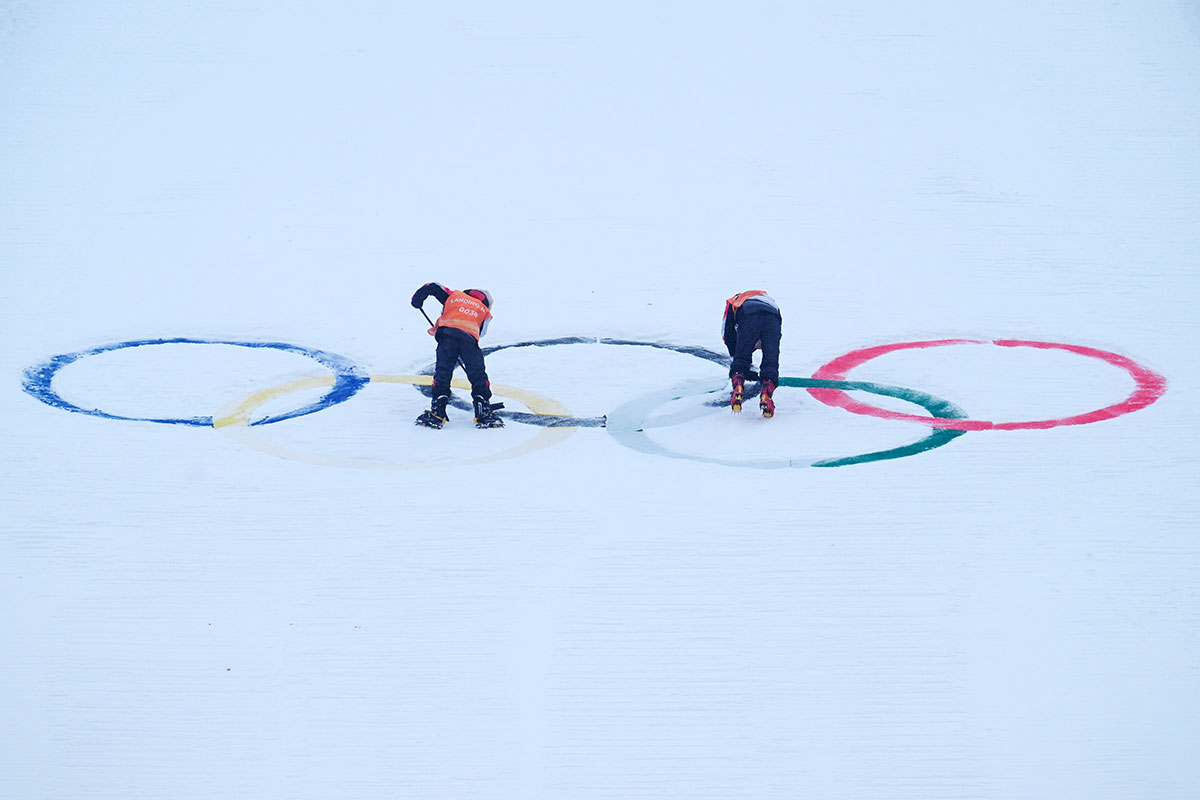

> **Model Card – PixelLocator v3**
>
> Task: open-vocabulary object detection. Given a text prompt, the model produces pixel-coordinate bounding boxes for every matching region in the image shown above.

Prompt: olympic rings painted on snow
[606,377,969,469]
[215,374,577,469]
[809,339,1168,431]
[21,338,368,426]
[21,335,1167,469]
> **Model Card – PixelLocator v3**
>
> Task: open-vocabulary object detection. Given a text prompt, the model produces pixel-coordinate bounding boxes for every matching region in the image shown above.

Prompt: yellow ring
[214,374,576,469]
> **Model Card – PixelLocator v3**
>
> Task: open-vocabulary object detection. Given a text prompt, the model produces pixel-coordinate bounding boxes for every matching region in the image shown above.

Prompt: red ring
[808,338,1167,431]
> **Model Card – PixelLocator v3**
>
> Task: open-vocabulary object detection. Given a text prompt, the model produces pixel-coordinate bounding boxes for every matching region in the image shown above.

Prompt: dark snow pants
[432,328,492,400]
[729,310,782,383]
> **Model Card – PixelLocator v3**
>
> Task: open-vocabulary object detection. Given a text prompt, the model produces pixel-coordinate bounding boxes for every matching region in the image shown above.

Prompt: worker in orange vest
[411,282,502,428]
[722,290,782,417]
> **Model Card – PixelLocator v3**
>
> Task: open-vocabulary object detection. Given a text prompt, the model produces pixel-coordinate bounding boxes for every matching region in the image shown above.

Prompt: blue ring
[21,338,369,427]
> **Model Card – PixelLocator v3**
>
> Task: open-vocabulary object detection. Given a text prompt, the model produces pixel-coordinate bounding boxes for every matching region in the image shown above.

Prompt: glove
[411,293,424,309]
[746,369,760,382]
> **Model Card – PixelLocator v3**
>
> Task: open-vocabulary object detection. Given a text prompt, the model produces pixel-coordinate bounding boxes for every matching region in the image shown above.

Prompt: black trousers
[432,329,492,400]
[730,311,782,383]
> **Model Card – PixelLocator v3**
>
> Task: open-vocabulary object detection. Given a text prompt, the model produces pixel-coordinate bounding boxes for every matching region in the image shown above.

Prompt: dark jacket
[722,292,781,356]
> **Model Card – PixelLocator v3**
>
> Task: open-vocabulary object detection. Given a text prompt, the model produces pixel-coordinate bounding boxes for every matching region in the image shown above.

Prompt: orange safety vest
[726,290,769,309]
[431,290,492,340]
[724,290,772,352]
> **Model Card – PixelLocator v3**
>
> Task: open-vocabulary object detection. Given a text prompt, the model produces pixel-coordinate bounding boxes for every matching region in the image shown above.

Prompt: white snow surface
[3,2,1199,798]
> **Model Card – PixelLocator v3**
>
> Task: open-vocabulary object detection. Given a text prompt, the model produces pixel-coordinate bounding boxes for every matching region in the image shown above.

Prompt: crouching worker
[411,282,504,428]
[722,290,782,417]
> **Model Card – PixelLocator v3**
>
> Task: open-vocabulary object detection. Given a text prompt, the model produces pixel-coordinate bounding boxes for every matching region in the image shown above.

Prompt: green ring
[606,376,968,468]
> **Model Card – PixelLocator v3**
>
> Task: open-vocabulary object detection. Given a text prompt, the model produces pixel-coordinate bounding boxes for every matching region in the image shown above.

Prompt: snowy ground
[3,2,1200,799]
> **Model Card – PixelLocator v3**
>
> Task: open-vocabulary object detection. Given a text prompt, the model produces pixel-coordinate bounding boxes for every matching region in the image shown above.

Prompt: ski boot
[760,379,776,418]
[730,373,746,412]
[415,394,449,428]
[473,395,505,428]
